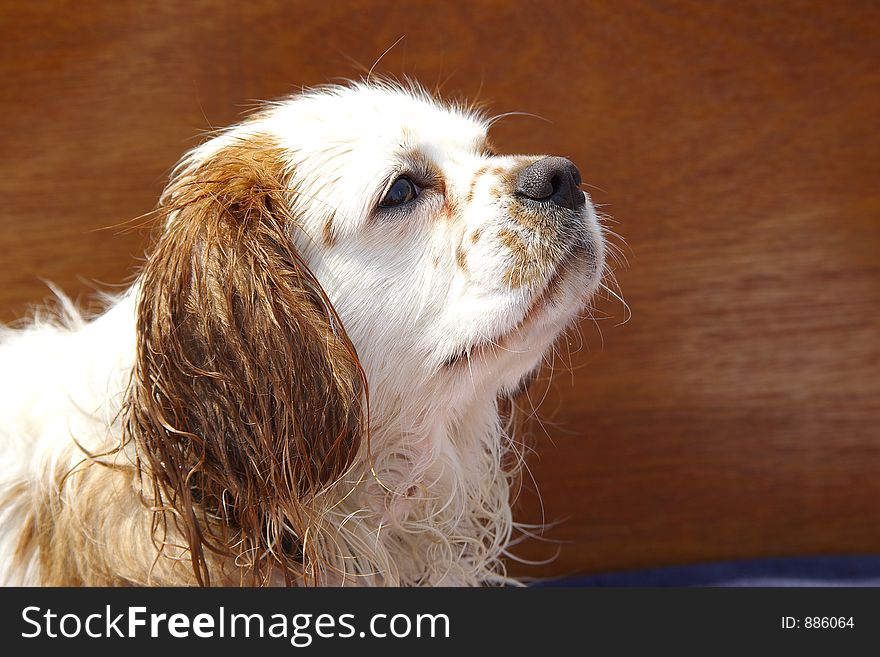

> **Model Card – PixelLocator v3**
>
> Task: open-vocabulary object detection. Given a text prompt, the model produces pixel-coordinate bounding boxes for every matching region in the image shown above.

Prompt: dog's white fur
[0,81,604,586]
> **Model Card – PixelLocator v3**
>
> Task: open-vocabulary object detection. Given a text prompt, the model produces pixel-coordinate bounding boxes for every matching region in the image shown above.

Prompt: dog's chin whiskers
[599,280,632,327]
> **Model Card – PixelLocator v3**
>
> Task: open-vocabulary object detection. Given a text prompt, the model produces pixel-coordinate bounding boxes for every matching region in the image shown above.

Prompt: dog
[0,80,606,586]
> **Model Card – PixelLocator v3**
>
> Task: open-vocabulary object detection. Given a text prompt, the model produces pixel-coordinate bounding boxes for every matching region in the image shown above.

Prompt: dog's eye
[380,176,421,208]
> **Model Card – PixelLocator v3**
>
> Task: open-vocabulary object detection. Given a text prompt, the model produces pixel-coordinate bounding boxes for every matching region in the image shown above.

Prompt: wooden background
[1,1,878,580]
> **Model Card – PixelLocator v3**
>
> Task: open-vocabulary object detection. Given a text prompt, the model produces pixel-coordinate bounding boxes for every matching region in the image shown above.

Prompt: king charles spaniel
[0,81,606,586]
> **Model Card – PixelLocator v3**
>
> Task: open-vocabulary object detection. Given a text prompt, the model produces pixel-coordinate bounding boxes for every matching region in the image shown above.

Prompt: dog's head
[127,81,605,584]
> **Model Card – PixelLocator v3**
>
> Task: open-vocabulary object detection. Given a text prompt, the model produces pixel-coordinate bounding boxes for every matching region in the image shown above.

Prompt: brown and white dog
[0,81,606,586]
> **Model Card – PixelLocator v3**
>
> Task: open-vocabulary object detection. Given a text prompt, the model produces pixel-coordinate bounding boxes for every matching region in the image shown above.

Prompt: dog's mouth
[441,241,593,369]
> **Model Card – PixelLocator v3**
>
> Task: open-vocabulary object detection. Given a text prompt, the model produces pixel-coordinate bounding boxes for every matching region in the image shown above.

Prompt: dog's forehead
[268,84,487,157]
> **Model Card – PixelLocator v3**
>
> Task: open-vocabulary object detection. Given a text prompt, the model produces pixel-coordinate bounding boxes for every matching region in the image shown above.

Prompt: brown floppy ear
[125,135,366,586]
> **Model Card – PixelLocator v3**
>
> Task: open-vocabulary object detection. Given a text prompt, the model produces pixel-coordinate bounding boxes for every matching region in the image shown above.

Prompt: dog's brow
[399,148,442,184]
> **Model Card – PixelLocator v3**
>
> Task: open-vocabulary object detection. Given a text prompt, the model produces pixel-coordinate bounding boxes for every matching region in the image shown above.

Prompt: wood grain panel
[1,0,877,580]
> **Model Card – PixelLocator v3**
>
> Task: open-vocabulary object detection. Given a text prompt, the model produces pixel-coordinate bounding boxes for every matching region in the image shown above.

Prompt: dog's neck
[55,286,516,585]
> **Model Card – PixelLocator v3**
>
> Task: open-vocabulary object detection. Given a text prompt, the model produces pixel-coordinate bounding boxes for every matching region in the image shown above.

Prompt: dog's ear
[126,135,366,585]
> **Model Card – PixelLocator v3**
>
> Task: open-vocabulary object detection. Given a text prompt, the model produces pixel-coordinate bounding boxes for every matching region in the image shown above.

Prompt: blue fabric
[536,555,880,587]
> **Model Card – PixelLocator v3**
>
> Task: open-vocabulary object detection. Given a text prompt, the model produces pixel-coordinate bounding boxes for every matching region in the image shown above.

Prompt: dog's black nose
[515,156,585,211]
